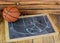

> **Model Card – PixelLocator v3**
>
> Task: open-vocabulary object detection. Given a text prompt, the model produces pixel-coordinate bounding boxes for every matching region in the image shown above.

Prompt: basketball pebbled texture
[3,6,20,22]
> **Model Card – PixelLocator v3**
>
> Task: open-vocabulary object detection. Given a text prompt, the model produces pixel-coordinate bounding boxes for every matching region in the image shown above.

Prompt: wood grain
[0,1,59,5]
[0,1,60,43]
[0,13,60,43]
[0,0,60,2]
[0,2,60,14]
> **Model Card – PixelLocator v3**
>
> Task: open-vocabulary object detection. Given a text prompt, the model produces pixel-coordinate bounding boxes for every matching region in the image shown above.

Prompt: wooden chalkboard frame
[4,14,59,42]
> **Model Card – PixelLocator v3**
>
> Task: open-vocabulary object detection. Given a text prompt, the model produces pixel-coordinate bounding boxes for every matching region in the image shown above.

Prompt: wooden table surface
[0,14,60,43]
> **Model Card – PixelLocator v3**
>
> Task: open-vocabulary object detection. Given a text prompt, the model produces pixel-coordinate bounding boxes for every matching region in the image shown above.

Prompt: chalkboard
[6,14,55,40]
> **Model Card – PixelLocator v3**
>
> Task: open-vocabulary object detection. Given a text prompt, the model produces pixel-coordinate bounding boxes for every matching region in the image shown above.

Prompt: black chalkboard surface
[5,14,57,41]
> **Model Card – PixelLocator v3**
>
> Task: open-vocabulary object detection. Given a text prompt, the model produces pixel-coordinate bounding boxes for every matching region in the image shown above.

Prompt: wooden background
[0,1,60,43]
[0,0,60,2]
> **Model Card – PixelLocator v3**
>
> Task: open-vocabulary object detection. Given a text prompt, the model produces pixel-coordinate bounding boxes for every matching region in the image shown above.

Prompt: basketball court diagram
[8,15,55,39]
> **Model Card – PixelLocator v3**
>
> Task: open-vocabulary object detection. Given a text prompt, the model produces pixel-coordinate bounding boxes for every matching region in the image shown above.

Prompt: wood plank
[1,5,60,10]
[8,40,32,43]
[16,40,32,43]
[20,5,60,9]
[0,22,5,43]
[1,5,60,9]
[0,1,60,5]
[0,0,60,2]
[34,35,59,43]
[21,10,60,14]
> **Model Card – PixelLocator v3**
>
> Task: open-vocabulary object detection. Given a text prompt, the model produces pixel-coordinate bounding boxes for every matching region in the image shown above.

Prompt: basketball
[3,6,20,22]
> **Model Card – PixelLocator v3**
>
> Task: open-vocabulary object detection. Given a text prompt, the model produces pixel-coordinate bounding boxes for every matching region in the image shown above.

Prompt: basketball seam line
[3,11,19,19]
[5,6,19,19]
[6,7,16,12]
[6,6,19,14]
[3,15,12,22]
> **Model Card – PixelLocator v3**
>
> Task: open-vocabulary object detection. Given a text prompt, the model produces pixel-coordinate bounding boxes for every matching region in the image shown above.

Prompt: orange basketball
[3,6,20,22]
